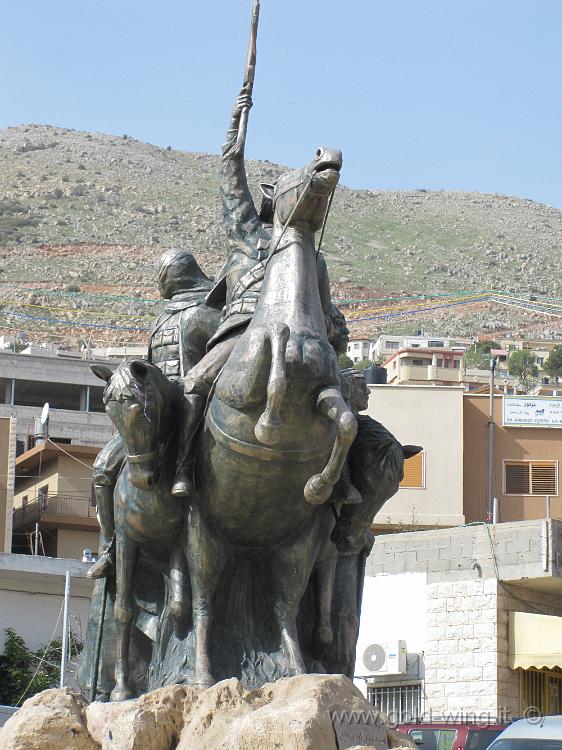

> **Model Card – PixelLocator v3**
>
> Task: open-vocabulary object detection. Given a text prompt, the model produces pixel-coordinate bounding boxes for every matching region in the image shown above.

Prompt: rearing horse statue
[190,147,357,686]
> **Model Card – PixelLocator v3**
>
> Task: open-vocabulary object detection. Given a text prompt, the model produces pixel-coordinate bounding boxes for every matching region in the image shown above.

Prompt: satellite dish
[40,403,50,426]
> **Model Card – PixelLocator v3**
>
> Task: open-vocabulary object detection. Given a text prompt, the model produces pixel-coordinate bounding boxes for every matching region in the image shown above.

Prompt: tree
[463,341,500,369]
[338,353,353,369]
[355,358,374,371]
[0,628,82,706]
[508,350,539,393]
[544,345,562,383]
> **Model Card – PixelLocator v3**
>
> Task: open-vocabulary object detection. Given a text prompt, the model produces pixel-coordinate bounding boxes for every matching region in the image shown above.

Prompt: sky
[1,0,561,208]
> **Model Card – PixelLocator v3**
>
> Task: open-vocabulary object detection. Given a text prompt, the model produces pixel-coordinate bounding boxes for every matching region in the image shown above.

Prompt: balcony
[12,494,98,532]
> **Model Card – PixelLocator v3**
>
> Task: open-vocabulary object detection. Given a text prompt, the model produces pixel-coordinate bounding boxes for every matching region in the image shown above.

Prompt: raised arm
[220,84,261,240]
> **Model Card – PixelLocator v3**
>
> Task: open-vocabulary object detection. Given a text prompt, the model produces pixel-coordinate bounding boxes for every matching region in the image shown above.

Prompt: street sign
[503,396,562,428]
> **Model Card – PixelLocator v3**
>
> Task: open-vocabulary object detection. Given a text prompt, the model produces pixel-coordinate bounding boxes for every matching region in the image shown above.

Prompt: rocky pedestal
[0,674,415,750]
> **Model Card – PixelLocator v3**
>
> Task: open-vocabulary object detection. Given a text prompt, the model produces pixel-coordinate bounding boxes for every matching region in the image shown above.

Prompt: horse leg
[304,387,357,505]
[169,543,190,636]
[187,506,230,687]
[272,515,324,676]
[313,545,337,652]
[255,322,290,446]
[111,533,138,702]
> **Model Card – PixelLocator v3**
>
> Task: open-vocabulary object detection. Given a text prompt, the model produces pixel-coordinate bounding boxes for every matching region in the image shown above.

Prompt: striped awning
[509,611,562,670]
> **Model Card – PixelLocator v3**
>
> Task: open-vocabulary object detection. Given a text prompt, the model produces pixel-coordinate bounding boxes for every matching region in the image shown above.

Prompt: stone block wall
[365,520,562,718]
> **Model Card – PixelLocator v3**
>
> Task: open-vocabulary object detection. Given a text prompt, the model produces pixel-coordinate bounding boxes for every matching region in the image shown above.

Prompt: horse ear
[402,444,423,459]
[90,364,113,382]
[130,360,149,380]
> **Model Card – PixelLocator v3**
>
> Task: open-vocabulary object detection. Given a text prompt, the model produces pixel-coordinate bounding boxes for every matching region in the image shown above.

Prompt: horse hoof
[254,417,281,446]
[110,685,135,702]
[304,474,332,505]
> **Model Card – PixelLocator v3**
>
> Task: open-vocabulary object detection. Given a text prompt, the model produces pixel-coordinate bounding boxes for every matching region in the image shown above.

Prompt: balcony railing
[12,494,98,529]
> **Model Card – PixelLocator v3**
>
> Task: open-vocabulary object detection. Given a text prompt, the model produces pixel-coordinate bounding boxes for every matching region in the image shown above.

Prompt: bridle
[264,170,337,270]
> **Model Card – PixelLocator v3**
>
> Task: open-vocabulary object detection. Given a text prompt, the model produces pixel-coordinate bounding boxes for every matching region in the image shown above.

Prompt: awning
[509,611,562,670]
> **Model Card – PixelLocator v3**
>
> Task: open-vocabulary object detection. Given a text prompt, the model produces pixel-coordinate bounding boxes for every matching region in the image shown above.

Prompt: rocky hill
[0,124,560,346]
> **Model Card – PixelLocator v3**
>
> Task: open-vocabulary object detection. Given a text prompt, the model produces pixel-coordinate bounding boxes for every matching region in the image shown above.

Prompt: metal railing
[12,493,97,529]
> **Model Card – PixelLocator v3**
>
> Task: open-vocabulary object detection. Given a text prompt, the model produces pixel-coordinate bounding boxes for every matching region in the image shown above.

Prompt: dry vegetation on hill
[0,124,560,347]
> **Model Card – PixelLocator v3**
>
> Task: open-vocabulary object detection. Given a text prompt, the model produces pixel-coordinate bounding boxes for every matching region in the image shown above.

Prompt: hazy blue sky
[2,0,561,207]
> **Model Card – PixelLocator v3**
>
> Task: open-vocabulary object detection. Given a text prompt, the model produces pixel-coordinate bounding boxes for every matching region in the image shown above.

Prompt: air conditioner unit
[362,640,408,675]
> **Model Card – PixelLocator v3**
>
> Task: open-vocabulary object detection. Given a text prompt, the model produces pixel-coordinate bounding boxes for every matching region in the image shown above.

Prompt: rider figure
[171,85,334,497]
[88,249,220,579]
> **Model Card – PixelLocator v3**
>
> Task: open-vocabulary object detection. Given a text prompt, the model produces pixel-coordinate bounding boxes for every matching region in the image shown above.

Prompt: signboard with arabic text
[503,396,562,428]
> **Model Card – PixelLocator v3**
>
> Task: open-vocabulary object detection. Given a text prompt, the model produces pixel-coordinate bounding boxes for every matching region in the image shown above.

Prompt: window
[408,729,456,750]
[436,358,443,367]
[536,356,544,365]
[367,683,423,724]
[453,360,460,369]
[401,452,425,489]
[428,340,445,347]
[504,461,558,496]
[386,341,399,350]
[411,359,426,367]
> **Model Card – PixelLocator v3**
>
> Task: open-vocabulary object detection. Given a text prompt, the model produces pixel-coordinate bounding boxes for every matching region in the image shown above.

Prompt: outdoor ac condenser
[362,640,408,675]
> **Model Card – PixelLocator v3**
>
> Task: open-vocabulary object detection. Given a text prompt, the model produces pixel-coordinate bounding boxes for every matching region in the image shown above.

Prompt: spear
[235,0,260,152]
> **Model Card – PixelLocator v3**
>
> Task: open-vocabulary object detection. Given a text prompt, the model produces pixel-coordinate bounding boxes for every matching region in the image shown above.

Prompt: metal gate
[368,682,423,723]
[521,667,562,716]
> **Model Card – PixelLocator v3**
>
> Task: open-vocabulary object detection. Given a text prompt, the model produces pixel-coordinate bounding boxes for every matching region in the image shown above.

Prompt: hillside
[0,124,560,347]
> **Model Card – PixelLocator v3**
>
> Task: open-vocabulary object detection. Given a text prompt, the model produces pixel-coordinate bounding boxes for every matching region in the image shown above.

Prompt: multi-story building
[383,347,465,386]
[347,337,374,364]
[11,441,101,559]
[357,386,562,719]
[372,334,472,363]
[0,349,114,450]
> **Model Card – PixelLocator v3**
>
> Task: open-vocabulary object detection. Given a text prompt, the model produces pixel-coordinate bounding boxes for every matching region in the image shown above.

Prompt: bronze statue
[77,0,421,701]
[87,249,220,580]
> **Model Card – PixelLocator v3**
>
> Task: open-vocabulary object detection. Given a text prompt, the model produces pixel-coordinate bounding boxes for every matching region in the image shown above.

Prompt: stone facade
[363,520,562,718]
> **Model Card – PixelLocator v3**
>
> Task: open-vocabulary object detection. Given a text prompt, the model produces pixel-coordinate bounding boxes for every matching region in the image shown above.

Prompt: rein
[265,172,337,269]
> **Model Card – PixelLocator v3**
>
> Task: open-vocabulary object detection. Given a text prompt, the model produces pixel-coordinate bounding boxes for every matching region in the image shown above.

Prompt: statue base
[0,674,415,750]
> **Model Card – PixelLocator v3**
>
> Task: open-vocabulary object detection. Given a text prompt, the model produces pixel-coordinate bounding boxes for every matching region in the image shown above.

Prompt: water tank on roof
[363,365,387,384]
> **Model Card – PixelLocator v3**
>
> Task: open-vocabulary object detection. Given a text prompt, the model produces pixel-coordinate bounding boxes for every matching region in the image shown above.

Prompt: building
[11,442,101,559]
[372,334,471,363]
[347,337,374,364]
[357,386,562,718]
[464,394,561,523]
[383,347,465,386]
[0,348,116,451]
[357,520,562,720]
[366,385,465,529]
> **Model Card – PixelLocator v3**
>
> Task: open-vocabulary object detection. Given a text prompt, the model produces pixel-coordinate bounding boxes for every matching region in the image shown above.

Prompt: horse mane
[348,414,404,484]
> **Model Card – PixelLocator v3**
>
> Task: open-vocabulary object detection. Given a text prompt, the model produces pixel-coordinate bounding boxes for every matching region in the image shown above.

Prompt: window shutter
[401,452,424,488]
[531,463,557,496]
[505,463,530,495]
[504,461,558,496]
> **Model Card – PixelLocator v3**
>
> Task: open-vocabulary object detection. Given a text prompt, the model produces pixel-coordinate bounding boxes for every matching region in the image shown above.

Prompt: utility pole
[487,356,498,522]
[60,571,71,688]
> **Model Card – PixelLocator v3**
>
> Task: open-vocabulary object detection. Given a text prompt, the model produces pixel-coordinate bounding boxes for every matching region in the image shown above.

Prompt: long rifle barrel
[236,0,261,152]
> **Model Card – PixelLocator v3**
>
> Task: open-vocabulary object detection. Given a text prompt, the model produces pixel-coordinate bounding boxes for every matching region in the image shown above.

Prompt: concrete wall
[0,554,93,652]
[13,457,59,508]
[0,404,113,447]
[0,418,15,553]
[57,529,100,560]
[56,453,96,497]
[366,385,465,528]
[464,394,562,523]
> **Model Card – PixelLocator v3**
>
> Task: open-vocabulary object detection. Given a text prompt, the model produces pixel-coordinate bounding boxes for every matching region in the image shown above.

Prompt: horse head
[92,360,174,490]
[272,147,342,233]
